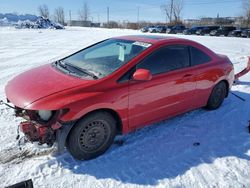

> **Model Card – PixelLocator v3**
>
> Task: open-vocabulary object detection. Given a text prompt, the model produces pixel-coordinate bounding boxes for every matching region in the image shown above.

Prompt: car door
[188,46,214,108]
[128,45,196,128]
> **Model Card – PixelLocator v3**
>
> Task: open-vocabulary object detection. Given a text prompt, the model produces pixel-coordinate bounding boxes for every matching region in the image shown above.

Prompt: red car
[4,35,235,160]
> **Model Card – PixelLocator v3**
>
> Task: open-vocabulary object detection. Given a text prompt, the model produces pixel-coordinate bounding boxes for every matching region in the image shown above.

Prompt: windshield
[57,39,151,79]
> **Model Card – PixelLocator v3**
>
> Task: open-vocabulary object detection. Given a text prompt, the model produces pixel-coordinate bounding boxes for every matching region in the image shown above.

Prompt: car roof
[114,35,188,44]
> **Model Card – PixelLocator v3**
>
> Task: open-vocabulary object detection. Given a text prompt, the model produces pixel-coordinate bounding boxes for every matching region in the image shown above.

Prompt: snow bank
[0,15,64,29]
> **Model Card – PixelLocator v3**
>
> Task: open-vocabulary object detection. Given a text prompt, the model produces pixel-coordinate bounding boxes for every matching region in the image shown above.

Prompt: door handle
[182,74,193,81]
[183,74,193,78]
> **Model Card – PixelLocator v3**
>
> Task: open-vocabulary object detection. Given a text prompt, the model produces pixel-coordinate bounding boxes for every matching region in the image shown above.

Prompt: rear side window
[137,45,189,75]
[190,46,211,66]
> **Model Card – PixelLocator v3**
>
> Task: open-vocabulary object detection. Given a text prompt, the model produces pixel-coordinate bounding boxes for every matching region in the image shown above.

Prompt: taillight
[226,57,234,67]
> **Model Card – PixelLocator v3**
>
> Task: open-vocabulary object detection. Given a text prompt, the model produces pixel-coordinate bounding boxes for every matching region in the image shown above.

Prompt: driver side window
[137,45,190,75]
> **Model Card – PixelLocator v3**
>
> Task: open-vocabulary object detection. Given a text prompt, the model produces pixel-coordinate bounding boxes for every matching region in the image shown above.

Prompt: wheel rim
[79,120,110,152]
[212,84,226,106]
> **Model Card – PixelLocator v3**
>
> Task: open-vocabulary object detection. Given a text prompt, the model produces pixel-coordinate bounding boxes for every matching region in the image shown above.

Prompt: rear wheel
[206,82,227,110]
[67,111,116,160]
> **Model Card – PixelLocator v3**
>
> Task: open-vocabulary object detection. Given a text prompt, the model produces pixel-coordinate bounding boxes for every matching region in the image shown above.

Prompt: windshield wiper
[57,60,99,80]
[55,60,78,76]
[65,62,99,80]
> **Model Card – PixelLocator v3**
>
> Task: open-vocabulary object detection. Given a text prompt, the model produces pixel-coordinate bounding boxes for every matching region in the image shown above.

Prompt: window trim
[189,46,212,67]
[136,44,191,76]
[117,44,192,83]
[117,67,136,83]
[117,44,213,84]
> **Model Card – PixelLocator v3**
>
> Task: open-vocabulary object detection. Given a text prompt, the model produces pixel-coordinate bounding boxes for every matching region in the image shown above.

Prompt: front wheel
[206,82,227,110]
[67,111,116,160]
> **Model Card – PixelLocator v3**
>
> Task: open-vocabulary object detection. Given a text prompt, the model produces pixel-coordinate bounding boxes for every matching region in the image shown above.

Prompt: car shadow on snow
[235,80,250,86]
[54,90,250,186]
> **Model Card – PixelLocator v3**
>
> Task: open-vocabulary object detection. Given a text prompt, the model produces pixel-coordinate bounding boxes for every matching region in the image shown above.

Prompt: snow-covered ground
[0,27,250,188]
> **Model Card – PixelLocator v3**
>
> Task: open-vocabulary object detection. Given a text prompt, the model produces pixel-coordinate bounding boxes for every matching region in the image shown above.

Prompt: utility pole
[137,6,140,29]
[98,14,100,23]
[170,0,173,24]
[69,10,72,26]
[107,6,109,28]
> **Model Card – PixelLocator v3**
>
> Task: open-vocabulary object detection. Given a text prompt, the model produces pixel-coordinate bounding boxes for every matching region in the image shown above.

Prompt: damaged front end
[1,99,75,152]
[0,99,69,147]
[15,108,64,146]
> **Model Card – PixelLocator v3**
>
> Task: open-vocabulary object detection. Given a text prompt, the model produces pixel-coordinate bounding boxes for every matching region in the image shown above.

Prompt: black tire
[67,111,116,160]
[206,81,227,110]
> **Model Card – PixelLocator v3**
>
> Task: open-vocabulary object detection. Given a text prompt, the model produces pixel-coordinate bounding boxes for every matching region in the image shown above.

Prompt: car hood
[5,64,93,108]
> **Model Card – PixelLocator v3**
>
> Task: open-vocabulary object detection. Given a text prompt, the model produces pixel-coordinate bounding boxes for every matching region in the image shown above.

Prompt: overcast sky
[0,0,243,22]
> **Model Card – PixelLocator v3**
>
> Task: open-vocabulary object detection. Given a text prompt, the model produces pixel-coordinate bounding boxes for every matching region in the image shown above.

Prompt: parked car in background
[183,26,204,35]
[196,26,220,35]
[167,25,186,34]
[156,25,167,33]
[241,29,250,38]
[166,25,174,33]
[140,26,149,33]
[148,26,157,33]
[5,35,234,160]
[228,28,248,37]
[210,26,236,36]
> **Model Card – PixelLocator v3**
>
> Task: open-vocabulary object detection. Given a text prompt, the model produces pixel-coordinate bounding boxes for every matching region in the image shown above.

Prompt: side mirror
[132,69,152,81]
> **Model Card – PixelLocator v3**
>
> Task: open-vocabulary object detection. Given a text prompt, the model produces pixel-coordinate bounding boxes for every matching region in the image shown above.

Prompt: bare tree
[38,4,50,19]
[79,1,90,21]
[161,1,172,24]
[243,0,250,26]
[161,0,184,24]
[173,0,183,22]
[54,7,65,25]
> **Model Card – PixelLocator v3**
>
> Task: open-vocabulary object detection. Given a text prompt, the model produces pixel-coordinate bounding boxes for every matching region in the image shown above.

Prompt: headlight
[38,110,52,121]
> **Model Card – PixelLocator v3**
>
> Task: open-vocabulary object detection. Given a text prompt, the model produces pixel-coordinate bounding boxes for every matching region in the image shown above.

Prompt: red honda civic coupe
[5,35,234,160]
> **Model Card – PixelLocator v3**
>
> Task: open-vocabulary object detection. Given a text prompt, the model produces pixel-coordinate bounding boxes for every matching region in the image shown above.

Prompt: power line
[137,6,140,27]
[185,0,238,5]
[68,0,241,22]
[107,6,109,26]
[88,0,239,15]
[69,10,71,25]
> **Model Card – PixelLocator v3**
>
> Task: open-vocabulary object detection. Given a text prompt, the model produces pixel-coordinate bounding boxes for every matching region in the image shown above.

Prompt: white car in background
[148,26,157,33]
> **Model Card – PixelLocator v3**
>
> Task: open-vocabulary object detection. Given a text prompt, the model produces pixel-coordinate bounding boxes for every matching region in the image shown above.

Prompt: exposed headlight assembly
[38,110,53,121]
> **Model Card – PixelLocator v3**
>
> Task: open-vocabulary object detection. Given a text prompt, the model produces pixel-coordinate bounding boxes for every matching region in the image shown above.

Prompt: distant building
[200,17,214,25]
[183,19,200,25]
[68,20,91,27]
[234,17,244,27]
[91,23,101,27]
[68,20,101,27]
[214,17,234,25]
[184,16,243,27]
